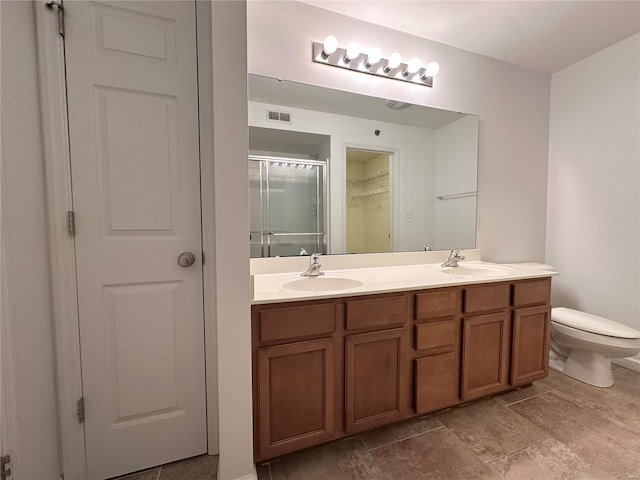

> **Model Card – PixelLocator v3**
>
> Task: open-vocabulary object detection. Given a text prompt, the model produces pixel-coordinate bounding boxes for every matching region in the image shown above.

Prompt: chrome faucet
[301,253,325,277]
[441,249,465,268]
[299,247,309,256]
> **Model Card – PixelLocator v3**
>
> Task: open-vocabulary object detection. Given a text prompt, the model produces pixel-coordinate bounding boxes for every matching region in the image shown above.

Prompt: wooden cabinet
[511,305,551,386]
[413,288,461,414]
[461,311,511,401]
[510,278,552,386]
[345,328,408,433]
[415,351,458,413]
[460,283,512,401]
[256,338,337,459]
[251,276,552,461]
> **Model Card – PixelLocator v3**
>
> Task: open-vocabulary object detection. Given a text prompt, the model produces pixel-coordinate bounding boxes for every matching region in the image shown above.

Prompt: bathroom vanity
[250,259,553,462]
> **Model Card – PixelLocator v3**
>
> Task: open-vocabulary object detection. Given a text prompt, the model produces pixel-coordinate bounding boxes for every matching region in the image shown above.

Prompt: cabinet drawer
[415,290,458,320]
[415,319,458,351]
[345,295,407,330]
[512,278,551,307]
[463,284,510,314]
[260,303,336,343]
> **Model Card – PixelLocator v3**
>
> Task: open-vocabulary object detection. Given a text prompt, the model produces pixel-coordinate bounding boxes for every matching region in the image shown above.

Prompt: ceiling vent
[266,109,292,123]
[384,99,411,110]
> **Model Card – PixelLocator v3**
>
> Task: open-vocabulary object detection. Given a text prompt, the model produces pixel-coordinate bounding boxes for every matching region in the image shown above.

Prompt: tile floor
[117,365,640,480]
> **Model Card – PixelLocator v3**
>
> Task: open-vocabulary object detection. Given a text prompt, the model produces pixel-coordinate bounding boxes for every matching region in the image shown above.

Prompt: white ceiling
[300,1,640,74]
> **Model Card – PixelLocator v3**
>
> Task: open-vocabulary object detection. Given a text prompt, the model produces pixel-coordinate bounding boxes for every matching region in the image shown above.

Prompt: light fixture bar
[312,42,435,88]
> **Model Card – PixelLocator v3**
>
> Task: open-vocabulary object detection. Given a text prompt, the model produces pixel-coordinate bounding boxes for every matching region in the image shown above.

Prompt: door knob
[177,252,196,267]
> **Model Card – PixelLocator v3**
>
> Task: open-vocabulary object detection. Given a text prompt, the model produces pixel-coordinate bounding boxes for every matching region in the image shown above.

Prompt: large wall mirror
[248,74,479,258]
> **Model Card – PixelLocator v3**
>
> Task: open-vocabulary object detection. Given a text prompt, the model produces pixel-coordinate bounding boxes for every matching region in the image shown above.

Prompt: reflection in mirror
[248,74,479,257]
[347,148,391,253]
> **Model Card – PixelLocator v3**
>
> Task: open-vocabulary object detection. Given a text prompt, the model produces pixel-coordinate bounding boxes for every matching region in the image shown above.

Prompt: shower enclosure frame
[249,154,328,258]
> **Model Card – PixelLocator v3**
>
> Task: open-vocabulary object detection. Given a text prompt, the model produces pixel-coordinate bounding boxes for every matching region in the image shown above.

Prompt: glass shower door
[249,156,326,258]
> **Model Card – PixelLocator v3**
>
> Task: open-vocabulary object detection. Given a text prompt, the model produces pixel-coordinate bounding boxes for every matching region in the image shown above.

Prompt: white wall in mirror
[248,85,478,254]
[434,115,478,250]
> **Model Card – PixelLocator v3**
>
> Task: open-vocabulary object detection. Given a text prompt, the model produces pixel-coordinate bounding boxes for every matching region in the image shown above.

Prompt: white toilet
[549,307,640,387]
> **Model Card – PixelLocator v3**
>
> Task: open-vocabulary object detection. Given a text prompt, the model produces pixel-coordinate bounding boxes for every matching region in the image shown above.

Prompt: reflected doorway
[346,148,391,253]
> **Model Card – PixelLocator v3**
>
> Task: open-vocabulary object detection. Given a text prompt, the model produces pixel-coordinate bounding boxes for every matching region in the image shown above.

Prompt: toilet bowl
[550,307,640,387]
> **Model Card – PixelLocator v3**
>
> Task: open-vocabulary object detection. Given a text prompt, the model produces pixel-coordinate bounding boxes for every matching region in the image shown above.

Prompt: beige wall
[362,154,391,253]
[346,161,365,252]
[346,154,391,253]
[247,1,551,263]
[0,1,61,478]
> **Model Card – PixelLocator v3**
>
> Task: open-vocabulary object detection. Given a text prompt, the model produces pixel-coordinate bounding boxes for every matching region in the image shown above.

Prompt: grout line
[357,435,370,451]
[156,466,162,480]
[484,435,552,466]
[437,421,553,470]
[503,389,554,407]
[436,424,492,465]
[267,461,273,480]
[366,425,445,452]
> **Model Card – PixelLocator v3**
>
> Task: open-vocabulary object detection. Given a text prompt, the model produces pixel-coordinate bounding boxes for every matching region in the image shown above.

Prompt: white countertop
[251,260,558,305]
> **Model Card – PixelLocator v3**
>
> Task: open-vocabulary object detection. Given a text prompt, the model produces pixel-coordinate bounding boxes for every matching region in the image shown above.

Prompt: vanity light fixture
[404,58,422,76]
[384,52,403,73]
[322,35,338,58]
[345,42,361,63]
[364,47,382,68]
[313,37,438,88]
[423,61,440,79]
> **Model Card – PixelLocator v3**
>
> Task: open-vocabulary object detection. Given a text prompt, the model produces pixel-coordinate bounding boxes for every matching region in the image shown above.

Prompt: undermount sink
[440,264,517,277]
[281,276,364,292]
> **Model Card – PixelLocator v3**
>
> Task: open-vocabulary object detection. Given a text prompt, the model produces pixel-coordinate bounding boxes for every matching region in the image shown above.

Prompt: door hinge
[67,211,75,237]
[1,455,11,480]
[46,0,65,37]
[76,397,85,424]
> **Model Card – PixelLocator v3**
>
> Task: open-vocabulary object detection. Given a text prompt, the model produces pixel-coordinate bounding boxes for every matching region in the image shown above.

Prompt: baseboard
[613,355,640,373]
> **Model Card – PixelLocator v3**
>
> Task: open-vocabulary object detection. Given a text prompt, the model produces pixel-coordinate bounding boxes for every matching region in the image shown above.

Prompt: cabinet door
[511,305,551,386]
[257,338,336,460]
[345,328,408,433]
[461,312,510,401]
[415,352,458,414]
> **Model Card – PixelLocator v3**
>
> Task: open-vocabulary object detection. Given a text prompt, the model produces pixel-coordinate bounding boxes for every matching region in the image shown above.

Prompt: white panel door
[63,2,206,478]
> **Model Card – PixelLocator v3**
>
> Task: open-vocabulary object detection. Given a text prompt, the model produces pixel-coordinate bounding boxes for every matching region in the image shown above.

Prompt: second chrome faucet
[301,253,324,277]
[441,249,465,268]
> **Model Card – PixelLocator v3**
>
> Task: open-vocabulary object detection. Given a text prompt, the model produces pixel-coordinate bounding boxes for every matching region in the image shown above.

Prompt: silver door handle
[177,252,196,267]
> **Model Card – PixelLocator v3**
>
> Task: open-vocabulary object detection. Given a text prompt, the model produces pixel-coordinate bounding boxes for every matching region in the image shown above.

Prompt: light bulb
[424,61,440,77]
[345,42,361,62]
[322,35,338,56]
[365,47,382,67]
[385,52,402,72]
[405,57,421,75]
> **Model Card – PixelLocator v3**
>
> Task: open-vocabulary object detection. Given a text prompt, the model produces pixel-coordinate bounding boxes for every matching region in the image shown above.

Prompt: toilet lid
[552,307,640,339]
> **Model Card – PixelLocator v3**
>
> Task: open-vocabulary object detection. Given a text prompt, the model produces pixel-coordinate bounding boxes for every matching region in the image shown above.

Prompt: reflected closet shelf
[346,168,389,184]
[348,186,390,198]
